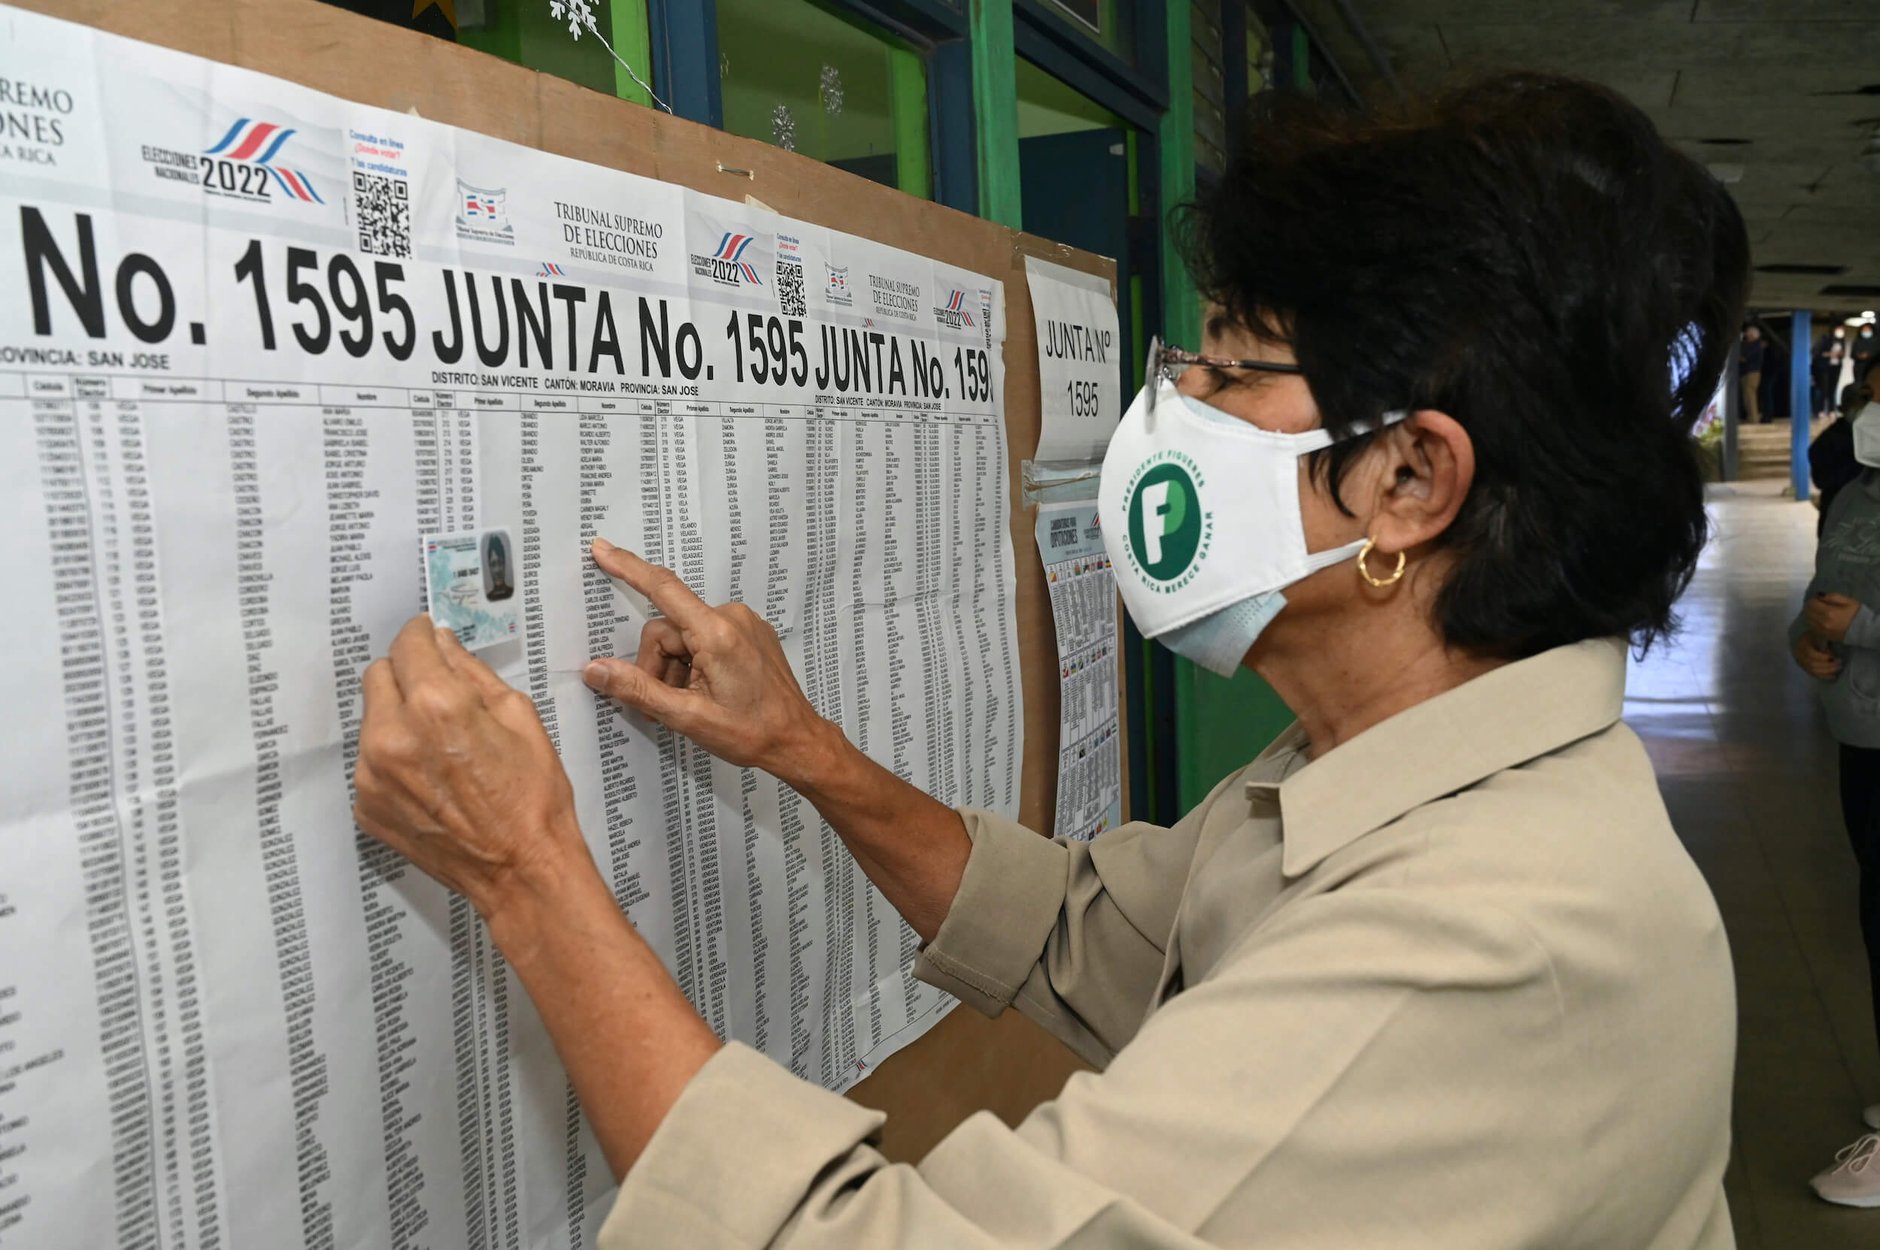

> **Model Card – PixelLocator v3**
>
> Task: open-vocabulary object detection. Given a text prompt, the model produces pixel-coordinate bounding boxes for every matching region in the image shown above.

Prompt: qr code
[352,171,411,258]
[776,256,806,317]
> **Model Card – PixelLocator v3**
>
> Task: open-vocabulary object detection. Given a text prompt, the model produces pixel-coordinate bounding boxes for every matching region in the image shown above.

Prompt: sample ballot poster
[0,7,1023,1248]
[1034,501,1122,840]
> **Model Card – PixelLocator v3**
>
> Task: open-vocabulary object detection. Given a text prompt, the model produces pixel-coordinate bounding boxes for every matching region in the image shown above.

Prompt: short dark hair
[1179,73,1748,658]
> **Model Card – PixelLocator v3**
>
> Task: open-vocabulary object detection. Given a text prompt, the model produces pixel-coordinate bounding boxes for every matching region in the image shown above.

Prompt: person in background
[1817,326,1848,418]
[1855,322,1880,399]
[1741,323,1767,423]
[1792,367,1880,1208]
[1811,377,1874,536]
[1849,321,1880,394]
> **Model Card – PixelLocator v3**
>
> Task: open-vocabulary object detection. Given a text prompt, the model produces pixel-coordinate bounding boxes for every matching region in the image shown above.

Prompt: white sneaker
[1866,1105,1880,1132]
[1813,1133,1880,1208]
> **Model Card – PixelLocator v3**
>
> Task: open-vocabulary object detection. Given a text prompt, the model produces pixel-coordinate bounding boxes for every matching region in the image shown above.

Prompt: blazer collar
[1243,638,1629,879]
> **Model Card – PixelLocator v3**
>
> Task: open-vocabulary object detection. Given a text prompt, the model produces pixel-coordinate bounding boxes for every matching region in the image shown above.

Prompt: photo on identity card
[424,527,522,651]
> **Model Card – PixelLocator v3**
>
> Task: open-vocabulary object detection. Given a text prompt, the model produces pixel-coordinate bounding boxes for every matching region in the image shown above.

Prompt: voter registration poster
[0,6,1023,1247]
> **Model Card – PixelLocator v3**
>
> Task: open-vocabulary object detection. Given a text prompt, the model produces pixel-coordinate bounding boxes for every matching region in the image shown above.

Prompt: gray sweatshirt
[1792,469,1880,748]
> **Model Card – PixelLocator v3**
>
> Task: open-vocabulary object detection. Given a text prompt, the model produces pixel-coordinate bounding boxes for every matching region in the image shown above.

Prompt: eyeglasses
[1147,334,1304,385]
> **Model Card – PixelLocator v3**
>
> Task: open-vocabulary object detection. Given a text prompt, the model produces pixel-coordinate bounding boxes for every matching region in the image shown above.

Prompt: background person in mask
[1816,326,1848,419]
[1811,375,1876,535]
[349,75,1747,1248]
[1855,322,1880,384]
[1791,363,1880,1206]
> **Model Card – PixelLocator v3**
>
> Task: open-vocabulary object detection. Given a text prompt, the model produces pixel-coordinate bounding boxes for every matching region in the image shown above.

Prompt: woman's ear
[1368,410,1475,555]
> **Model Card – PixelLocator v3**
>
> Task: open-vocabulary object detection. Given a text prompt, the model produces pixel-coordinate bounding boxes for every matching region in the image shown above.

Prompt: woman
[1808,379,1868,537]
[354,75,1747,1247]
[1793,359,1880,1208]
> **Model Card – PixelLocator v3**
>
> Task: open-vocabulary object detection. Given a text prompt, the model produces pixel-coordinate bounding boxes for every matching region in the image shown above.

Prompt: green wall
[1016,56,1124,138]
[971,0,1022,226]
[458,0,630,96]
[717,0,926,193]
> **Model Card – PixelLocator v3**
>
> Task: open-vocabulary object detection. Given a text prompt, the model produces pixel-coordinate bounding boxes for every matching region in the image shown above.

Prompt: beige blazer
[600,639,1736,1248]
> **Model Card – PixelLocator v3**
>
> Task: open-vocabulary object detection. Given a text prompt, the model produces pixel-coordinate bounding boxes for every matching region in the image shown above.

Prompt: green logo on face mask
[1127,463,1202,581]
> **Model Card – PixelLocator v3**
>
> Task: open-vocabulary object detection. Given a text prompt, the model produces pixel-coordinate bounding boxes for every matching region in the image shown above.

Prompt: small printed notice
[1035,500,1124,840]
[424,528,521,650]
[1026,255,1123,462]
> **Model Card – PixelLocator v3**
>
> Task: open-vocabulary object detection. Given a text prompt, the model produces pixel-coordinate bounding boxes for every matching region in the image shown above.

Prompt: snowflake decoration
[543,0,673,113]
[819,64,845,115]
[548,0,597,40]
[771,104,798,152]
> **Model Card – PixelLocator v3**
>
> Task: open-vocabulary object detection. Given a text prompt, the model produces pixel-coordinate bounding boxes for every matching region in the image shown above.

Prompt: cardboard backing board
[26,0,1129,1164]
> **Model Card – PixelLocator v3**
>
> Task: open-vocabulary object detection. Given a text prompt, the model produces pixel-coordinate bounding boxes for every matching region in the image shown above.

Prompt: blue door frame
[647,0,723,125]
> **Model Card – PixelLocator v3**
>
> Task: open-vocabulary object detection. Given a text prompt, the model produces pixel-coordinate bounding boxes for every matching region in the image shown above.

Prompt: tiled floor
[1631,480,1880,1247]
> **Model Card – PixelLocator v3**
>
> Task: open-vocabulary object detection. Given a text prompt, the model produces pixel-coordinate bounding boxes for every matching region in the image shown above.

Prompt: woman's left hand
[355,618,720,1181]
[354,616,589,916]
[1805,593,1861,643]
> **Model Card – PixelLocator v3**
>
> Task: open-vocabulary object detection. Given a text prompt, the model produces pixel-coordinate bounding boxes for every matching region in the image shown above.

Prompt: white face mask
[1853,403,1880,468]
[1096,374,1404,666]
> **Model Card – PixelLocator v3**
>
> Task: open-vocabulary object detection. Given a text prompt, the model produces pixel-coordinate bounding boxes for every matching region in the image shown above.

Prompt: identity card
[423,527,521,651]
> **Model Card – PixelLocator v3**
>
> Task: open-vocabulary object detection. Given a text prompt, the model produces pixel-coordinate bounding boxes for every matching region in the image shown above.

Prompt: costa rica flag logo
[711,232,762,285]
[689,224,769,289]
[202,118,323,203]
[456,183,508,226]
[933,288,977,330]
[455,179,516,244]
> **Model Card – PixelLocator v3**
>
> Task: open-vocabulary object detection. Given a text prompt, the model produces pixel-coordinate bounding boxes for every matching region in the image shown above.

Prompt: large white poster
[0,7,1022,1248]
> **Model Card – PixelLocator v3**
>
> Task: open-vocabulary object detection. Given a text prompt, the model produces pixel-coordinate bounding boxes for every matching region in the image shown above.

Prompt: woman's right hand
[1793,631,1843,681]
[582,538,842,785]
[585,539,970,943]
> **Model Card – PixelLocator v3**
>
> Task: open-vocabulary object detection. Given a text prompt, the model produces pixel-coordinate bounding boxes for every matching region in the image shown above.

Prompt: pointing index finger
[591,537,712,631]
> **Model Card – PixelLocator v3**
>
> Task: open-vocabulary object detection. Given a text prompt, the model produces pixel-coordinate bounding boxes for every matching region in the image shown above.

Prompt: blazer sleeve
[913,767,1251,1066]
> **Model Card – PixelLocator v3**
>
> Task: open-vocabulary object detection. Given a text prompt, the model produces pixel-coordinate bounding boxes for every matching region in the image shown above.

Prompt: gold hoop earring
[1357,538,1406,588]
